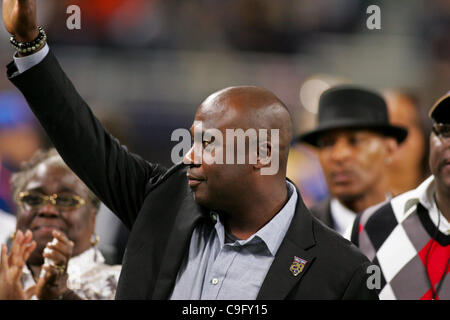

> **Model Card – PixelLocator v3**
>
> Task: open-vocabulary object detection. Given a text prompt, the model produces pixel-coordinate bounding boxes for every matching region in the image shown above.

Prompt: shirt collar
[330,198,357,236]
[415,176,450,235]
[418,175,437,212]
[400,175,435,220]
[211,181,298,256]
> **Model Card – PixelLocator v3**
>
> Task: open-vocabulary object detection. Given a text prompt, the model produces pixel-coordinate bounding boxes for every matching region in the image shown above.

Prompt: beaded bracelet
[9,26,47,54]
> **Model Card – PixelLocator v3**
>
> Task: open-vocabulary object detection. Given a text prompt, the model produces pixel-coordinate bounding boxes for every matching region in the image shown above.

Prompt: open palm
[0,231,36,300]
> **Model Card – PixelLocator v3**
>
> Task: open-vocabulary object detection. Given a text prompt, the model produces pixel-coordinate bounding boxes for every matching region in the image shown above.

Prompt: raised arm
[3,0,39,45]
[3,0,167,228]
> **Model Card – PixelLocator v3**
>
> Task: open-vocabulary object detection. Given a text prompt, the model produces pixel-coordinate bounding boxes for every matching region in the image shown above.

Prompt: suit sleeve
[7,50,167,229]
[341,261,379,300]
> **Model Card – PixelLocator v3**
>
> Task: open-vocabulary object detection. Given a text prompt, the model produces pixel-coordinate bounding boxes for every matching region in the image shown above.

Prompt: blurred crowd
[32,0,364,51]
[0,0,443,57]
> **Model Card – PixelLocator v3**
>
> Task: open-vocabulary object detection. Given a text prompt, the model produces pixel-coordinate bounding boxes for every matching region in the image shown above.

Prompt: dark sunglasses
[17,191,86,210]
[432,123,450,139]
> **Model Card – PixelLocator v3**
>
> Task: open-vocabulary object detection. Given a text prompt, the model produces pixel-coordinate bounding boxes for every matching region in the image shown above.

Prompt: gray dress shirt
[170,181,298,299]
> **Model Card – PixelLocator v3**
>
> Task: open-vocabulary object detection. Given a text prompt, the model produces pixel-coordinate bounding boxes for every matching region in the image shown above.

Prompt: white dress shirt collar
[417,176,450,235]
[330,198,357,236]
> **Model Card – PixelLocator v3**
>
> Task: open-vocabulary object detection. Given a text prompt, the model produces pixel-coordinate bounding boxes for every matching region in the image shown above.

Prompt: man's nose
[330,138,352,162]
[183,145,202,166]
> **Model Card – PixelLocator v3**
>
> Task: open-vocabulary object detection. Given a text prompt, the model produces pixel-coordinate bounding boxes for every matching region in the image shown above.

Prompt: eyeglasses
[17,191,86,210]
[432,123,450,139]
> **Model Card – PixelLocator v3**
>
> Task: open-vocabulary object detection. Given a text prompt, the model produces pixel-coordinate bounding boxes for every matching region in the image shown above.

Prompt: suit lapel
[257,192,317,300]
[151,186,206,299]
[257,241,316,299]
[311,198,334,229]
[326,199,335,229]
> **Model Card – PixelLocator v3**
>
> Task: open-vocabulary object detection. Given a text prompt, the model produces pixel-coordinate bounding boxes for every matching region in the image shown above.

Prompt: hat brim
[296,121,408,147]
[429,93,450,122]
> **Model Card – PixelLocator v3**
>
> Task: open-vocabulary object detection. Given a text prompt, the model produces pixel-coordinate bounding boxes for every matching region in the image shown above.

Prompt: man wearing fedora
[297,85,407,236]
[350,92,450,300]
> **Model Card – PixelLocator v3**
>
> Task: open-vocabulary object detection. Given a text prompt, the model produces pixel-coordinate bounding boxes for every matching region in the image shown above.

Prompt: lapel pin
[290,256,308,277]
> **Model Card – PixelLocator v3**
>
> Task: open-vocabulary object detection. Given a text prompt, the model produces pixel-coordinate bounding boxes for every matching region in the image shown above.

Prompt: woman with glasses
[0,148,121,300]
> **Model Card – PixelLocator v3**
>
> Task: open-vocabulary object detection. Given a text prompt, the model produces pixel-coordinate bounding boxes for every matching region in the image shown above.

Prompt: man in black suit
[3,0,377,299]
[296,86,407,236]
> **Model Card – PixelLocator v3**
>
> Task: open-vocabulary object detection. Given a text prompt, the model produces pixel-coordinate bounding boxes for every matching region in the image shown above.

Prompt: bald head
[196,86,294,171]
[184,86,293,214]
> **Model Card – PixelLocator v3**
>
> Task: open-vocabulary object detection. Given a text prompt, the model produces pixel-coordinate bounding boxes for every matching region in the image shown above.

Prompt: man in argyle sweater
[350,92,450,300]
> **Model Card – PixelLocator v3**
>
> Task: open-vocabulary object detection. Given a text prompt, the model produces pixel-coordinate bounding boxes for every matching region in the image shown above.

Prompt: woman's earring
[90,234,100,247]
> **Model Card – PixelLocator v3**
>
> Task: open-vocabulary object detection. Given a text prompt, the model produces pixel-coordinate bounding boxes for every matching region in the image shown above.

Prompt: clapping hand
[35,230,74,300]
[0,230,36,300]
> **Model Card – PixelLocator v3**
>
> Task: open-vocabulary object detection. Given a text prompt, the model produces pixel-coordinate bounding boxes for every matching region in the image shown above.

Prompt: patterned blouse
[22,247,121,300]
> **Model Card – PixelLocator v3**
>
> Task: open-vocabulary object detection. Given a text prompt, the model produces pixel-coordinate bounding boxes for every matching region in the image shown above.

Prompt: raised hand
[0,229,37,300]
[2,0,38,42]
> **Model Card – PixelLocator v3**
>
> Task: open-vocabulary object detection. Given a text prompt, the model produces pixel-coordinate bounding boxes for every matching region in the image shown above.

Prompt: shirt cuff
[13,43,49,74]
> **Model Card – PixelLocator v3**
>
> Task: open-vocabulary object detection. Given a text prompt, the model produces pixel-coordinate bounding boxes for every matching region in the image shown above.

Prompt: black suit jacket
[310,198,335,230]
[8,51,378,300]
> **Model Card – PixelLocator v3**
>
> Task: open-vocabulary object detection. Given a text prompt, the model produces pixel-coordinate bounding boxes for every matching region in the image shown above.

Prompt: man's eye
[202,140,211,147]
[202,136,215,147]
[433,124,450,138]
[349,136,364,146]
[317,139,334,148]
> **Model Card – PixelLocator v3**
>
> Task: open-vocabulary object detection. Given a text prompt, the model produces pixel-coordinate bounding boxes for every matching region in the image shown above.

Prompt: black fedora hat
[429,91,449,124]
[297,85,408,146]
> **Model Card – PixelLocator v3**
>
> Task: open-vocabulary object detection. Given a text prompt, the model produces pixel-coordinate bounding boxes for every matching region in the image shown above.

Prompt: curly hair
[10,148,101,211]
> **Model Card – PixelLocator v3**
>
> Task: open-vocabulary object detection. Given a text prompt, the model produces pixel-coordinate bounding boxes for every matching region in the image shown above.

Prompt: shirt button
[211,278,219,285]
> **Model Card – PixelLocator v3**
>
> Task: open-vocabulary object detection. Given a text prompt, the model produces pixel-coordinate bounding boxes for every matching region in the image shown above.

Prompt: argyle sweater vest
[351,202,450,300]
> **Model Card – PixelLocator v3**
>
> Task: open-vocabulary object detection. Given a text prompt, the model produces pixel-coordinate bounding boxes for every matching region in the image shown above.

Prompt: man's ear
[254,141,272,169]
[384,137,398,165]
